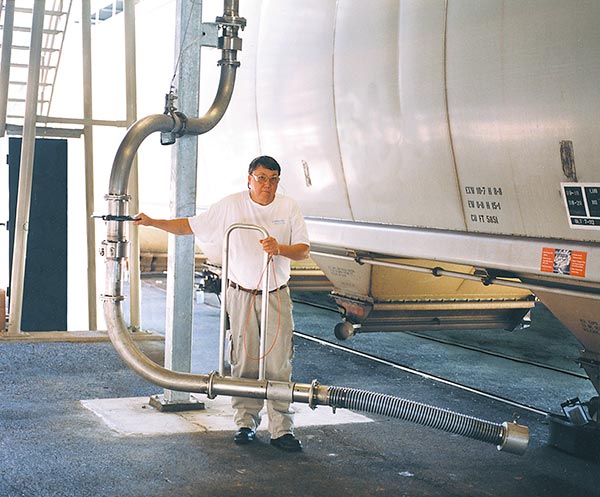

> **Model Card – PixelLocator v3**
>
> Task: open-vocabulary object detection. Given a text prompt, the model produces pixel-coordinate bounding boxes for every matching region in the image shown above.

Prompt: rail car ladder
[0,0,72,136]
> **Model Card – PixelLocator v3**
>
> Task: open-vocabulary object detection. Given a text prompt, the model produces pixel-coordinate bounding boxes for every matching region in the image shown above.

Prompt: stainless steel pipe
[101,0,528,456]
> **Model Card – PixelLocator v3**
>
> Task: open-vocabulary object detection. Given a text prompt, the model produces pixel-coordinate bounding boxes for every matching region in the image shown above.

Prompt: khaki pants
[227,285,295,438]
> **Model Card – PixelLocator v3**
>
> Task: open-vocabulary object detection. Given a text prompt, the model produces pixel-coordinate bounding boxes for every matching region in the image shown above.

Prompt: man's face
[248,165,280,205]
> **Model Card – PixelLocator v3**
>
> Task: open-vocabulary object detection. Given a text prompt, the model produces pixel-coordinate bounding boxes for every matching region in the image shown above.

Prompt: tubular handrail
[219,223,271,380]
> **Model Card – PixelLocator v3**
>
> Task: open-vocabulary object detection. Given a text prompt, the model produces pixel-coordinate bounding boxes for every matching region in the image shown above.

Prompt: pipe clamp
[104,193,131,202]
[206,370,219,399]
[100,239,129,259]
[100,294,125,303]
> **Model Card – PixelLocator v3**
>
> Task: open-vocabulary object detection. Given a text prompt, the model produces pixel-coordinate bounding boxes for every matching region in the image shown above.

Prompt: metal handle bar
[219,223,270,380]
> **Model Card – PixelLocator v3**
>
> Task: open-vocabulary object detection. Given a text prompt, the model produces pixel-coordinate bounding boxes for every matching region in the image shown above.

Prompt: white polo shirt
[188,191,310,291]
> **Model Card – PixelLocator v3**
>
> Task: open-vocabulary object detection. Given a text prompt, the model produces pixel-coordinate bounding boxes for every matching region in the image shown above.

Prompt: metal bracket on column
[200,22,219,47]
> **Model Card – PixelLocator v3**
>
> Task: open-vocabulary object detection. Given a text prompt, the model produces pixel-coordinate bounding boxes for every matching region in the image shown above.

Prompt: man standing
[134,156,310,452]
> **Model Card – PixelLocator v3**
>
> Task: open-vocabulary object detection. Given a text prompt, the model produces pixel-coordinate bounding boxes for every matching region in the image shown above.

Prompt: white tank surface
[190,0,600,393]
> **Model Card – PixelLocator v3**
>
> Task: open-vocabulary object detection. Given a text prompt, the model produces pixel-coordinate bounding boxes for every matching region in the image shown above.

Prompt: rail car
[156,0,600,424]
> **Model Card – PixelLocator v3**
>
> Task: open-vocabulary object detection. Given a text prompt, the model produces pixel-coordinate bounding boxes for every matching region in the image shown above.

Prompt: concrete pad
[81,395,373,436]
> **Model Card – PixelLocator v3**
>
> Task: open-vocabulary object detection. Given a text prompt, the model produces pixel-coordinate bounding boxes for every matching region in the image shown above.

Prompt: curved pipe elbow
[186,64,237,135]
[104,300,211,393]
[108,113,175,194]
[108,65,237,195]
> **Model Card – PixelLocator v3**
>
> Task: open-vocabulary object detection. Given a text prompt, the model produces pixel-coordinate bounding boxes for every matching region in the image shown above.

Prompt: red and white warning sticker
[540,247,587,277]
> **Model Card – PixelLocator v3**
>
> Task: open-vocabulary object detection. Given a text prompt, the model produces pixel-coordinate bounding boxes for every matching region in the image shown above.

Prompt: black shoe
[234,427,256,445]
[270,433,302,452]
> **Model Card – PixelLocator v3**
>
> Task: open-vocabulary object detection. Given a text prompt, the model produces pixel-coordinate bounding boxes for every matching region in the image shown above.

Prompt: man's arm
[279,243,311,261]
[133,212,193,235]
[260,237,310,261]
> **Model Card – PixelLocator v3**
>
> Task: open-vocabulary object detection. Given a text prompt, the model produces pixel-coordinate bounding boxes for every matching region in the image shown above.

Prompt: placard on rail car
[561,183,600,230]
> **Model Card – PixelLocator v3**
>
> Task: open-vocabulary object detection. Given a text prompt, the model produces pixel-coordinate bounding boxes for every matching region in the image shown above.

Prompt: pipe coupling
[266,380,294,402]
[307,379,320,409]
[216,15,246,67]
[206,370,219,399]
[160,111,188,145]
[218,34,243,52]
[100,294,125,303]
[104,193,131,202]
[216,15,247,31]
[100,239,129,260]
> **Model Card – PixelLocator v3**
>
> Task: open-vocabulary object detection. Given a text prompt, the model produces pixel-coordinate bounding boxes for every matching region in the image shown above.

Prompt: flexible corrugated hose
[328,386,504,446]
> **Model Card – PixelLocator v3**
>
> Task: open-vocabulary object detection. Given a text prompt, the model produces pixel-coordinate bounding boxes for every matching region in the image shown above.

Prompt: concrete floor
[0,281,598,497]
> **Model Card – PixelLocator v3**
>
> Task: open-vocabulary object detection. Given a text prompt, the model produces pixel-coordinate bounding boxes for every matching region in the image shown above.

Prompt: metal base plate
[149,394,206,413]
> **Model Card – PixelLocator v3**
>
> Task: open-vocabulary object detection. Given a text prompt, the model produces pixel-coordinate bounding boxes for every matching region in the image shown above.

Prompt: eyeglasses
[251,173,280,185]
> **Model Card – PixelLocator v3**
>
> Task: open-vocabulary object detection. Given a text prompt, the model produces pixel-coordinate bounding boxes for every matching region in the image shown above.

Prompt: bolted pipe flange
[215,15,247,30]
[307,379,320,410]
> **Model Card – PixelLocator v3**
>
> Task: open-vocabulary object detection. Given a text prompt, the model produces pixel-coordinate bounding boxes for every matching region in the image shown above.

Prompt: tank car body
[187,1,600,398]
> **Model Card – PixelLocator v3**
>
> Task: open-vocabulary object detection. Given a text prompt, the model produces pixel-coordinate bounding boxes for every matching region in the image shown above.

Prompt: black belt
[229,282,287,294]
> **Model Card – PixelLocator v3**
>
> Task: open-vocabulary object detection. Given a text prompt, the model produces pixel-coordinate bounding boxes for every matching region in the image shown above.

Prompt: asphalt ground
[0,278,598,497]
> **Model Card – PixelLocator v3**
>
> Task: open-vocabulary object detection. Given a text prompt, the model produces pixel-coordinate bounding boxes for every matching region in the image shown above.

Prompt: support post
[82,0,97,330]
[7,0,45,336]
[124,0,142,332]
[161,0,204,406]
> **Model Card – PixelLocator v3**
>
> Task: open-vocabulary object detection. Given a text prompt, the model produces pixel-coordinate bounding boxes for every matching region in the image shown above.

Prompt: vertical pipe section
[124,0,141,332]
[0,0,15,137]
[7,0,45,335]
[81,0,97,330]
[163,0,203,404]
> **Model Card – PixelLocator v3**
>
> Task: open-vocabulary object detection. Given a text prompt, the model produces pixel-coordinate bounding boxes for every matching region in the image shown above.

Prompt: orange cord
[242,255,282,361]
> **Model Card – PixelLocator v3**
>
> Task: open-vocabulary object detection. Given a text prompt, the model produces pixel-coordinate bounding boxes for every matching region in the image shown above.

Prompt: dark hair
[248,155,281,175]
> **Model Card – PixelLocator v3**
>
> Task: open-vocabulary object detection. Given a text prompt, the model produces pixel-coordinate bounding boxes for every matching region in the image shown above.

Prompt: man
[134,155,310,452]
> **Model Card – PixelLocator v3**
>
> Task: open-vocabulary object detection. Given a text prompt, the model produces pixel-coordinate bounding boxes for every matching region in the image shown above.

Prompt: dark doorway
[8,137,68,331]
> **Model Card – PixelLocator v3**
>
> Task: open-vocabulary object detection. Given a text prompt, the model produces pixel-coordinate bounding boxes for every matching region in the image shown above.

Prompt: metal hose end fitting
[497,421,529,455]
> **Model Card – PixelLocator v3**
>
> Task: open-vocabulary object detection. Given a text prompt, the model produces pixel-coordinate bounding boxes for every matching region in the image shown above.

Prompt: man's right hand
[132,212,152,226]
[132,213,193,235]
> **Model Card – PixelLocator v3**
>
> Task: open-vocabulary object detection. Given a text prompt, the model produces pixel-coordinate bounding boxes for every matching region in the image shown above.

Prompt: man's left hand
[260,237,280,256]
